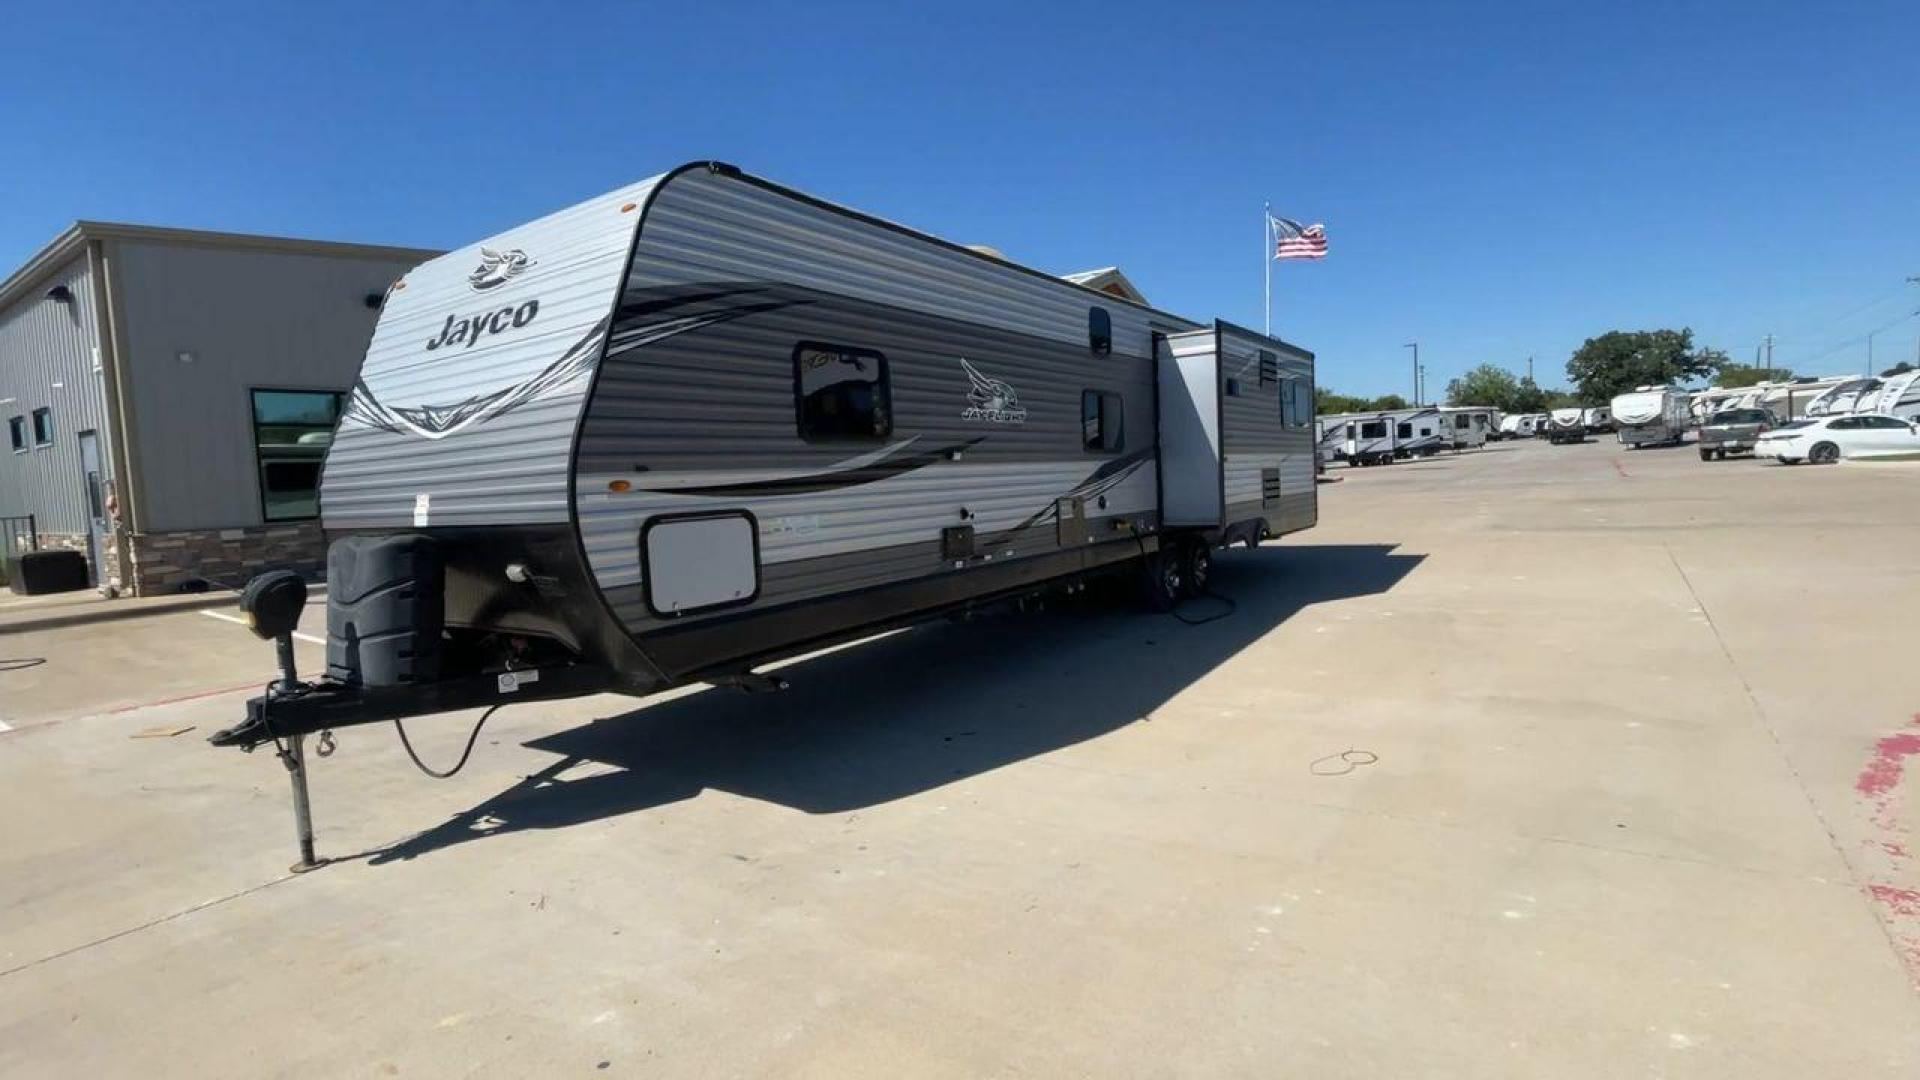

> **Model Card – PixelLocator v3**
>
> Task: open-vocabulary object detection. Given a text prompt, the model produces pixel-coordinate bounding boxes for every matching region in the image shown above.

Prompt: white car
[1754,413,1920,464]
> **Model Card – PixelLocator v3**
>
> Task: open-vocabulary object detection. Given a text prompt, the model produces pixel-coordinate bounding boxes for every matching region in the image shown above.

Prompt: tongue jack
[237,571,327,872]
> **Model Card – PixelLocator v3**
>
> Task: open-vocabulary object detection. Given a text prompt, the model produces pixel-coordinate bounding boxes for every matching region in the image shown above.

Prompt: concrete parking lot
[2,437,1917,1078]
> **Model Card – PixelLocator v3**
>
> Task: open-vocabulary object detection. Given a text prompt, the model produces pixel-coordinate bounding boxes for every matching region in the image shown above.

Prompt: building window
[1081,390,1123,451]
[252,389,343,522]
[1258,349,1278,387]
[1088,307,1112,356]
[7,416,24,453]
[31,407,53,447]
[795,342,891,440]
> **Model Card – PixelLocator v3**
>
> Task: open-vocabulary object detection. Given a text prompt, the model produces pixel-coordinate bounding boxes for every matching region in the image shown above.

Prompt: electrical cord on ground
[0,657,48,672]
[395,705,502,779]
[1170,588,1236,625]
[1124,524,1239,626]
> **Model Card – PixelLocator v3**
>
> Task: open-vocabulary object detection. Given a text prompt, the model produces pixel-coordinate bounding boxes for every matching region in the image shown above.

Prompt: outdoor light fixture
[45,285,74,304]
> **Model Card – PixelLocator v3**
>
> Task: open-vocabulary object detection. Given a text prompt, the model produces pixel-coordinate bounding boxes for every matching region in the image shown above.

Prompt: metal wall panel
[111,240,426,530]
[575,271,1159,632]
[0,256,109,534]
[322,176,662,529]
[1217,325,1315,532]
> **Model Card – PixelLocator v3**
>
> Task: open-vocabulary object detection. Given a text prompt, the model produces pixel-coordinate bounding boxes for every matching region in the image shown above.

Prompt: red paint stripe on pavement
[105,681,260,714]
[1612,459,1630,478]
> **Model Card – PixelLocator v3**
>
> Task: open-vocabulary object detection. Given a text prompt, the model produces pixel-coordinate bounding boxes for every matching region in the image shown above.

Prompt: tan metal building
[0,223,438,594]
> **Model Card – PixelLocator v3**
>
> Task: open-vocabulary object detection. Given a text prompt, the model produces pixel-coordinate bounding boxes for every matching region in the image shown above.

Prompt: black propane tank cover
[325,535,445,688]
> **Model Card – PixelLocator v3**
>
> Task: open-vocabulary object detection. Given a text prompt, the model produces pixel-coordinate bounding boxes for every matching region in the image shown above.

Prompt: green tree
[1315,386,1374,415]
[1368,393,1409,411]
[1508,376,1550,414]
[1565,329,1718,404]
[1444,364,1522,411]
[1713,362,1794,388]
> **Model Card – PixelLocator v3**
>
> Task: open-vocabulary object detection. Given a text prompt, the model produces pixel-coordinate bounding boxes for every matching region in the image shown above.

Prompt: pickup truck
[1698,407,1773,460]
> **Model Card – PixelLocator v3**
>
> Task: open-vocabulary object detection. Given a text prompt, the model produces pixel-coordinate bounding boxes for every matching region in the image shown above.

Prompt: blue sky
[2,1,1916,397]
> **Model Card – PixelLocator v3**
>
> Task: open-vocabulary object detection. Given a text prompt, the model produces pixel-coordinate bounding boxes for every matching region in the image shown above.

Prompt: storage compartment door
[1154,331,1223,526]
[642,511,760,617]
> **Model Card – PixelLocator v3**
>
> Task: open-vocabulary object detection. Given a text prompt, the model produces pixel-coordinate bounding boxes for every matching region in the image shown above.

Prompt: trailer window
[795,343,891,441]
[1225,378,1241,397]
[252,389,344,521]
[1360,420,1385,439]
[1082,390,1123,451]
[1397,422,1412,439]
[1279,377,1312,428]
[7,416,24,453]
[31,407,53,447]
[1258,350,1278,387]
[1088,307,1112,356]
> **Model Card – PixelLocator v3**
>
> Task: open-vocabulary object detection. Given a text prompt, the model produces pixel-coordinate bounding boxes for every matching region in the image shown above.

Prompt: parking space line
[199,608,325,645]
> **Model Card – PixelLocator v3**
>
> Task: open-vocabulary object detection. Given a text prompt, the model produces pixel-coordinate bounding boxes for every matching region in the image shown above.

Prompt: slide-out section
[1155,329,1224,527]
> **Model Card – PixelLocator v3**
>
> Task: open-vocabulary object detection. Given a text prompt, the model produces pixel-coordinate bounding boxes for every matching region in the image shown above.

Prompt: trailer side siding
[574,169,1180,650]
[1217,325,1315,537]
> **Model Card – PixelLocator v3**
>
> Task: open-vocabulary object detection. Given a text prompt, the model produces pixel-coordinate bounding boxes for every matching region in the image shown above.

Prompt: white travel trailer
[1381,407,1450,456]
[1802,377,1882,417]
[1581,406,1613,433]
[1499,413,1538,439]
[1337,412,1398,465]
[1548,407,1587,444]
[1610,386,1691,448]
[208,162,1320,861]
[1440,405,1495,448]
[1865,370,1920,420]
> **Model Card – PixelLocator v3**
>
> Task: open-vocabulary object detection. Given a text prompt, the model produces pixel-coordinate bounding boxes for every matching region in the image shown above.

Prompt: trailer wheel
[1184,542,1212,598]
[1699,448,1712,461]
[1140,545,1183,611]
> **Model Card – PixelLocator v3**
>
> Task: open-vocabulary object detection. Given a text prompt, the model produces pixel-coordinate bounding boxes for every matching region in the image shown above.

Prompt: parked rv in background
[1441,406,1496,449]
[1382,407,1448,457]
[1611,386,1691,448]
[1581,406,1614,434]
[1338,413,1398,466]
[1499,413,1539,439]
[1548,408,1587,444]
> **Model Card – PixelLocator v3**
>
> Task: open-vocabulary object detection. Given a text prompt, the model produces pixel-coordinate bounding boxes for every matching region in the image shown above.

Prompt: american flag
[1270,215,1327,260]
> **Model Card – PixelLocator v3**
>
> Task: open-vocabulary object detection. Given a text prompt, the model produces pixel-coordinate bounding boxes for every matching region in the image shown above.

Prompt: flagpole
[1263,202,1272,337]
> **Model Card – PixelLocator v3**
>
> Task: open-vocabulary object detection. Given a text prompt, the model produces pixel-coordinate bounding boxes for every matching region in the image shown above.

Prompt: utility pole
[1526,355,1534,383]
[1404,342,1419,405]
[1763,334,1774,376]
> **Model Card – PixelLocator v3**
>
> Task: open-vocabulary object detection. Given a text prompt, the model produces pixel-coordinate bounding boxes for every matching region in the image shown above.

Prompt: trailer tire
[1184,541,1212,598]
[1699,448,1712,461]
[1139,545,1183,611]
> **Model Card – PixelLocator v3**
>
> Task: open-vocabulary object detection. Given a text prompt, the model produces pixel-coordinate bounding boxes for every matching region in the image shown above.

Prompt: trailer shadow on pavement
[368,542,1423,864]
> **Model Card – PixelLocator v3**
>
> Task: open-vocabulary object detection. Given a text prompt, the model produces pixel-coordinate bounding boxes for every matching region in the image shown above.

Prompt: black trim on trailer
[640,509,763,619]
[639,532,1154,680]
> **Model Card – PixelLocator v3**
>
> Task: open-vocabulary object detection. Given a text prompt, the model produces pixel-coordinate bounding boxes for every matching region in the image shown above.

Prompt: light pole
[1404,342,1419,404]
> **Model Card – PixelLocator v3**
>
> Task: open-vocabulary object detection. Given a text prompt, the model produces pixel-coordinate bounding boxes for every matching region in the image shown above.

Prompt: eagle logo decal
[468,247,533,291]
[960,358,1027,424]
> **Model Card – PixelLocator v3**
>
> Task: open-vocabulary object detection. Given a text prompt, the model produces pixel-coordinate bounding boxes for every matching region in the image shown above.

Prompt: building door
[77,431,107,588]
